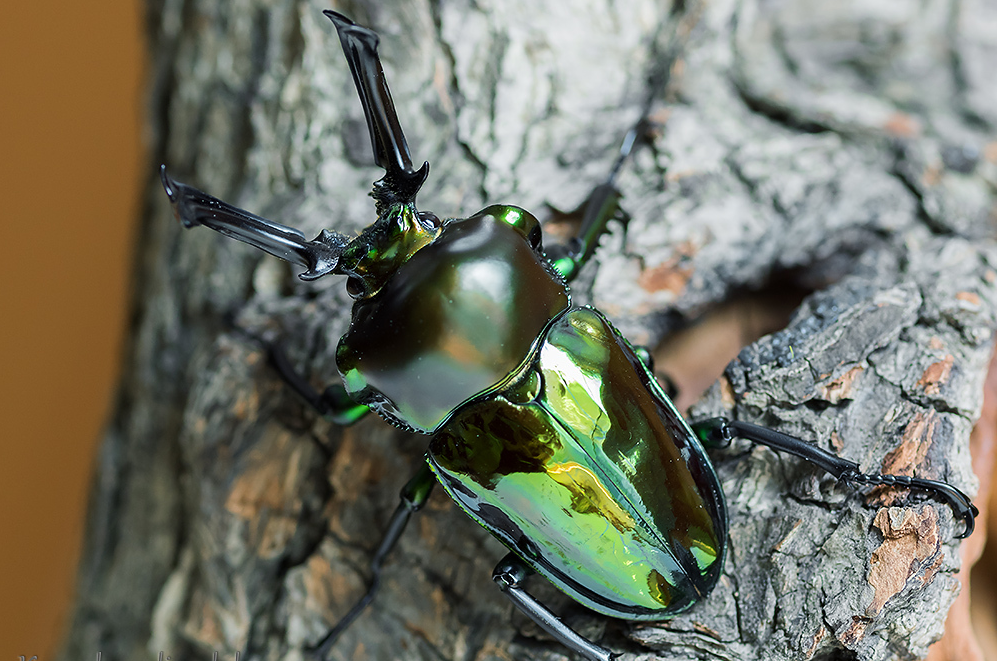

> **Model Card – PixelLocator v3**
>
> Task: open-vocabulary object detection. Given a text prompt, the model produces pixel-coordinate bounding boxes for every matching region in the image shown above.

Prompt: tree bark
[61,1,997,660]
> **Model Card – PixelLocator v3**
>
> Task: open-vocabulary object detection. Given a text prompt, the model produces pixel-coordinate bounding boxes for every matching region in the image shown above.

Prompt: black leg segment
[265,340,369,426]
[547,122,646,282]
[311,463,436,659]
[493,553,618,661]
[692,417,978,537]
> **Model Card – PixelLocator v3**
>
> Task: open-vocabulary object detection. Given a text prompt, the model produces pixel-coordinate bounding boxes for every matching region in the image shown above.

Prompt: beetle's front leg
[263,340,369,426]
[492,554,618,661]
[311,463,436,660]
[547,121,646,283]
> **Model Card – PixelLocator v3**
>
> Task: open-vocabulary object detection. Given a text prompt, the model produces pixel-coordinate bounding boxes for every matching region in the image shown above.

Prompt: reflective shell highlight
[337,205,569,432]
[428,307,728,618]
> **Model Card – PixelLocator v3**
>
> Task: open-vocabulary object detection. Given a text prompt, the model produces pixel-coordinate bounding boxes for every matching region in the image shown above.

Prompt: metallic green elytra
[160,11,977,661]
[429,307,727,617]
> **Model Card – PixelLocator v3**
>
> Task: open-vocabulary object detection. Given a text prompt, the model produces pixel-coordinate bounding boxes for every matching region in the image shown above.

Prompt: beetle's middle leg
[547,121,649,283]
[630,344,679,399]
[545,121,685,402]
[492,553,618,661]
[311,463,436,660]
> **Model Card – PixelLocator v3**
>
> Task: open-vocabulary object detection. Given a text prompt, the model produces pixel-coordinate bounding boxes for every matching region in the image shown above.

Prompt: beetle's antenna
[160,166,348,281]
[324,10,430,210]
[694,418,979,538]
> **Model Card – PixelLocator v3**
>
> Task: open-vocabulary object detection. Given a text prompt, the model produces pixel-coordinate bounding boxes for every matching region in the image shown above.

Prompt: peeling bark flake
[955,291,981,307]
[883,112,920,137]
[839,617,870,646]
[805,624,828,658]
[817,365,863,403]
[638,242,698,294]
[917,355,954,396]
[866,506,941,616]
[880,410,936,478]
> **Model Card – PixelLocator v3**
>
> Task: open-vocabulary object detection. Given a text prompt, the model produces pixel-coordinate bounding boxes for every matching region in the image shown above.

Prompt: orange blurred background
[0,1,143,657]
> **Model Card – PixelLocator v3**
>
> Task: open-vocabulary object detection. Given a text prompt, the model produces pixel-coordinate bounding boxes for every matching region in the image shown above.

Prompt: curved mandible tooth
[159,165,347,280]
[324,10,429,205]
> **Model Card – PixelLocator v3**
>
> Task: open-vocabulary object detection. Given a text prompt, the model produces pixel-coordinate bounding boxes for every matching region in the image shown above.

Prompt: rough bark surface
[62,1,997,661]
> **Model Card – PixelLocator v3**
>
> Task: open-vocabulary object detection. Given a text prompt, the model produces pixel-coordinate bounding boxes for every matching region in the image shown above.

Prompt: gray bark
[62,1,997,661]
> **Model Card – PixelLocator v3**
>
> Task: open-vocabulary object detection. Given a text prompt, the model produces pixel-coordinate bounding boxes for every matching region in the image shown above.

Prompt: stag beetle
[160,11,978,661]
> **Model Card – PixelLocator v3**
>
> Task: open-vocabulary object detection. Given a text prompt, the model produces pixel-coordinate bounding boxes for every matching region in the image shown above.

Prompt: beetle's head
[336,203,442,299]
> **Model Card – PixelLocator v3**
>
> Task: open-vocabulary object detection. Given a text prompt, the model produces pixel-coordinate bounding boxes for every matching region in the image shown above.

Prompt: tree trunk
[61,1,997,660]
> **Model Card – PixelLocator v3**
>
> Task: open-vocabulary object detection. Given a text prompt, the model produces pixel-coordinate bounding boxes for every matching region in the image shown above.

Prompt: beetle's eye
[477,204,543,249]
[346,276,367,298]
[418,211,441,229]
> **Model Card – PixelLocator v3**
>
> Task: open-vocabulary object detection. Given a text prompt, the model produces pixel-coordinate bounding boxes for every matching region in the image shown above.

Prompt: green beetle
[161,12,977,661]
[328,186,727,617]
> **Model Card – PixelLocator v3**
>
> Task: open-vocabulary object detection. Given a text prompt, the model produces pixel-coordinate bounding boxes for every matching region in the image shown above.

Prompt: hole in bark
[652,275,812,411]
[810,645,860,661]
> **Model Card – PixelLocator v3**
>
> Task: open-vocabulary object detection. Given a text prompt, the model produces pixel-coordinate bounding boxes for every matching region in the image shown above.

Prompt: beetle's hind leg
[311,464,436,660]
[693,417,979,538]
[493,554,618,661]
